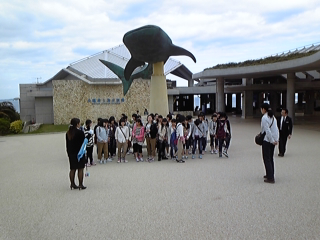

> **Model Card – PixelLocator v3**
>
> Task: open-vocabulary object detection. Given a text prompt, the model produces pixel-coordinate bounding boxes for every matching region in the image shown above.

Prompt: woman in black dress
[66,118,86,190]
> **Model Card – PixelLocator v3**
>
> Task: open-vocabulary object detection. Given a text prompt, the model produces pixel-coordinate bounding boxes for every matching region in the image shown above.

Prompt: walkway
[1,117,319,239]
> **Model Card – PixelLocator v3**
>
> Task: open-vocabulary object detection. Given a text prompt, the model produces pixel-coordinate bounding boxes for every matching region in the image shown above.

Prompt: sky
[1,0,320,99]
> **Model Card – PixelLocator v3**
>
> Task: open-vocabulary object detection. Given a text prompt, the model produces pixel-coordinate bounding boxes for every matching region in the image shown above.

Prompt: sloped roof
[68,44,191,80]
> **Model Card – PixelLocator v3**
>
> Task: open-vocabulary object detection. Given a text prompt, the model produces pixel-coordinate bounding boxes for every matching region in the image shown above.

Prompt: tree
[0,101,20,122]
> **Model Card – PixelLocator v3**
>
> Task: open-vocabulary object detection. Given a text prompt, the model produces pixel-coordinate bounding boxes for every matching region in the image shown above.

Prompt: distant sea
[0,99,20,113]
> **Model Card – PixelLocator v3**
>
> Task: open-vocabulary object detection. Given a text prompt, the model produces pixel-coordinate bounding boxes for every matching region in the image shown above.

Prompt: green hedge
[0,118,10,135]
[10,120,23,134]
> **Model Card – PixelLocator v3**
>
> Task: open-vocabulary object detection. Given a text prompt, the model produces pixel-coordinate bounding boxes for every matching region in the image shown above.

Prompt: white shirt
[176,123,184,139]
[115,126,129,143]
[261,113,279,143]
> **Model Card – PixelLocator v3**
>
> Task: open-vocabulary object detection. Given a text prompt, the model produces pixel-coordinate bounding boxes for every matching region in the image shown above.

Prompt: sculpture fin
[99,59,133,96]
[170,44,197,63]
[124,58,145,81]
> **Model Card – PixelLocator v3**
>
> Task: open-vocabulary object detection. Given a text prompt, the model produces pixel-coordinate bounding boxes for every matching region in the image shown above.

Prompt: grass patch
[28,124,69,134]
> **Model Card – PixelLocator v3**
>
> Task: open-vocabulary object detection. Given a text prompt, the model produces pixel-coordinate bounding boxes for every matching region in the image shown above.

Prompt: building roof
[193,42,320,80]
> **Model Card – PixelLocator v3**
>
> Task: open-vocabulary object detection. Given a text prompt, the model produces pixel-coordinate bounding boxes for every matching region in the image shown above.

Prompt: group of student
[82,112,232,165]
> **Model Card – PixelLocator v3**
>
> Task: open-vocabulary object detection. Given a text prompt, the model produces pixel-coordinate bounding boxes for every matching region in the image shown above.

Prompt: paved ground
[1,117,320,240]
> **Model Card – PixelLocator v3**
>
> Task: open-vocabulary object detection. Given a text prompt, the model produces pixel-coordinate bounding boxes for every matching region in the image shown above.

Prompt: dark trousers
[133,143,142,153]
[202,137,207,151]
[158,140,166,158]
[86,146,93,164]
[278,132,288,155]
[109,137,116,157]
[192,136,203,155]
[210,135,218,148]
[170,142,177,158]
[218,138,225,154]
[262,141,275,180]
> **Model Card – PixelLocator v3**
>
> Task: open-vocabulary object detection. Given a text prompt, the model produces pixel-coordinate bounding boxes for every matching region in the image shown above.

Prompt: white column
[216,77,225,112]
[287,73,295,123]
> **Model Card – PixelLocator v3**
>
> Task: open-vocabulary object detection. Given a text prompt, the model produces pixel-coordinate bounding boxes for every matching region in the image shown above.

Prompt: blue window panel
[92,99,96,103]
[107,99,111,103]
[97,99,101,103]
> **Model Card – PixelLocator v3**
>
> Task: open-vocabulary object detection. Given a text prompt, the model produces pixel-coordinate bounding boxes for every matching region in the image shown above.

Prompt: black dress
[66,129,86,170]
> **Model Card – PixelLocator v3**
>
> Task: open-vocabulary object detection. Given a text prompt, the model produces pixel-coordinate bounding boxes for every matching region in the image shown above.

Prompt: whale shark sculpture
[123,25,196,81]
[100,25,196,95]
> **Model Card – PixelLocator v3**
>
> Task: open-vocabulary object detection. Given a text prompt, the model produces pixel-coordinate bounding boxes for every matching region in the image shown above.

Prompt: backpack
[171,129,177,145]
[217,120,226,139]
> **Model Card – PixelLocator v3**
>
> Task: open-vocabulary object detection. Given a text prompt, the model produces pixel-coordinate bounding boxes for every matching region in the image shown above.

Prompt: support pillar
[150,62,169,116]
[305,91,315,115]
[270,92,280,116]
[188,79,194,87]
[287,73,296,123]
[236,93,241,113]
[168,95,174,114]
[242,91,253,118]
[242,78,253,118]
[216,77,225,112]
[227,94,232,111]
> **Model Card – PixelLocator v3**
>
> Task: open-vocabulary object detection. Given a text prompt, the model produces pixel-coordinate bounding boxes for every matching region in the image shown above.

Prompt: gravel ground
[1,117,320,240]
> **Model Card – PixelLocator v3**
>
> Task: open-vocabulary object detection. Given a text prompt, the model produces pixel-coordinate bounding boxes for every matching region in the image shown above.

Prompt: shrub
[0,118,10,135]
[10,120,23,134]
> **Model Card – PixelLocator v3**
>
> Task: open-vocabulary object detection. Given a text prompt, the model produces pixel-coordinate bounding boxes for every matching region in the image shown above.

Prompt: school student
[132,119,145,162]
[157,116,168,161]
[115,118,129,163]
[176,115,186,163]
[215,112,231,158]
[96,119,111,164]
[192,118,205,159]
[209,114,218,154]
[145,114,158,162]
[170,119,178,159]
[84,119,96,166]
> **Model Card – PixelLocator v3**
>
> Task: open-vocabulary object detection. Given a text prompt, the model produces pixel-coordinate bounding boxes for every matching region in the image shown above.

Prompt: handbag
[255,132,266,146]
[255,117,275,146]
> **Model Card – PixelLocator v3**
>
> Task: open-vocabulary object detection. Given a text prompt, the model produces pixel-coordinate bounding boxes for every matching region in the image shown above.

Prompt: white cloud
[0,0,320,98]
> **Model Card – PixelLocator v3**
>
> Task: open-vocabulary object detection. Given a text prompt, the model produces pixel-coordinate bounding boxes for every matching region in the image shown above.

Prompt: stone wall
[53,79,151,124]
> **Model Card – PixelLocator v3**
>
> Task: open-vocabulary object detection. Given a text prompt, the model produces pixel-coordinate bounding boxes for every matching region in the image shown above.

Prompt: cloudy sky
[1,0,320,99]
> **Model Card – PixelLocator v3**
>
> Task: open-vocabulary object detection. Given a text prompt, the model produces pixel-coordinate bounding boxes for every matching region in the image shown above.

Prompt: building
[19,45,193,124]
[189,43,320,122]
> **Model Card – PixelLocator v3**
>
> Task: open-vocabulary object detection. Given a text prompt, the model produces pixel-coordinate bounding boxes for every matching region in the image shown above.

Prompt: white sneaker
[99,160,103,164]
[127,152,130,155]
[136,158,139,162]
[185,155,188,159]
[211,150,214,154]
[103,160,107,164]
[123,159,128,163]
[107,158,112,162]
[140,158,144,162]
[214,149,218,154]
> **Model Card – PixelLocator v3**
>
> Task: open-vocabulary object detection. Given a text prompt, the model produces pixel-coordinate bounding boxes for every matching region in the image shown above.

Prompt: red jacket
[132,125,145,142]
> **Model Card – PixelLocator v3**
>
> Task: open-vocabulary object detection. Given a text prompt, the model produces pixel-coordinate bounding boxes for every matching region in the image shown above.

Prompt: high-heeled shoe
[78,185,87,190]
[70,185,79,190]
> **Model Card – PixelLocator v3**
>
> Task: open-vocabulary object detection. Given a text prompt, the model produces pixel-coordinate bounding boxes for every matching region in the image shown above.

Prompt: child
[176,115,186,163]
[84,119,96,166]
[115,118,129,163]
[209,114,218,154]
[96,119,111,164]
[215,112,231,158]
[170,119,178,159]
[132,119,145,162]
[192,118,205,159]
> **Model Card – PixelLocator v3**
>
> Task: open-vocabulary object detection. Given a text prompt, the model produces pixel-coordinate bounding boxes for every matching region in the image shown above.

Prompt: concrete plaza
[1,117,320,240]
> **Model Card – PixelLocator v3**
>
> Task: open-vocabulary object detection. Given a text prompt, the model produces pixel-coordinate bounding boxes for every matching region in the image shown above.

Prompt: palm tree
[0,101,20,122]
